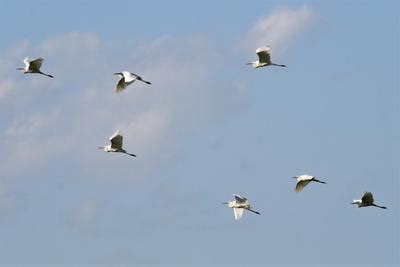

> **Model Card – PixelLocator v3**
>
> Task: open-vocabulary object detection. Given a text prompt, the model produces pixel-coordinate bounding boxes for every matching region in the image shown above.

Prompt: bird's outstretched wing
[233,194,247,203]
[110,131,123,149]
[256,46,271,64]
[23,57,30,68]
[362,192,374,205]
[295,180,311,192]
[116,78,126,93]
[233,208,244,220]
[29,58,44,70]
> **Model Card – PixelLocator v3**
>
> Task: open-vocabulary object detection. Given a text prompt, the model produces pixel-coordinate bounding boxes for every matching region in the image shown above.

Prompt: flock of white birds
[17,46,387,221]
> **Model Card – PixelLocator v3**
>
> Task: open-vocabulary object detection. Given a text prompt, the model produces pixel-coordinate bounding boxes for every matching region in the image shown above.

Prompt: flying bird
[222,194,260,220]
[292,175,326,192]
[114,71,151,93]
[16,57,54,78]
[98,131,136,157]
[247,46,286,68]
[351,192,387,209]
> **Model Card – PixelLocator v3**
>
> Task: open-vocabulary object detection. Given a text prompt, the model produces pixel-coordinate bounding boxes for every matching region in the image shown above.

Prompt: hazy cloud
[0,32,248,179]
[244,6,316,53]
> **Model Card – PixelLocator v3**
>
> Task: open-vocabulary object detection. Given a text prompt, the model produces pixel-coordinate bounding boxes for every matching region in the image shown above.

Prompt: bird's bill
[292,176,298,179]
[98,146,104,149]
[16,67,24,70]
[222,202,229,205]
[246,62,253,65]
[113,72,122,75]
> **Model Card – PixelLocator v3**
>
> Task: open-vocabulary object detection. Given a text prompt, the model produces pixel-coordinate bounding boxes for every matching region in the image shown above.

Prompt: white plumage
[223,194,260,220]
[99,131,136,157]
[247,46,286,68]
[17,57,54,78]
[351,192,387,209]
[114,71,151,93]
[292,174,326,192]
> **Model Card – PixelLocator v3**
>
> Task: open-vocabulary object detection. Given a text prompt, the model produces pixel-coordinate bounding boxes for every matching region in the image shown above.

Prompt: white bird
[351,192,387,209]
[292,175,326,192]
[98,131,136,157]
[222,194,260,220]
[114,71,151,93]
[16,57,54,78]
[247,46,286,68]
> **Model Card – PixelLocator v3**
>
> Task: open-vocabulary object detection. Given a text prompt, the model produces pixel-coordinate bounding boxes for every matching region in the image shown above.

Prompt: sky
[0,0,399,266]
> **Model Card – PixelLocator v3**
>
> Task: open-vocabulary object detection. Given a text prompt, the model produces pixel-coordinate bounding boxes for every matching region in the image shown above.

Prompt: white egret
[16,57,54,78]
[292,174,326,192]
[114,71,151,93]
[98,131,136,157]
[247,46,286,68]
[222,194,260,220]
[351,192,387,209]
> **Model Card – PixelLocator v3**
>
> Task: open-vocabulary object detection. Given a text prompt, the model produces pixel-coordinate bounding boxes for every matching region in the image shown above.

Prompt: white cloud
[244,6,316,53]
[0,32,248,179]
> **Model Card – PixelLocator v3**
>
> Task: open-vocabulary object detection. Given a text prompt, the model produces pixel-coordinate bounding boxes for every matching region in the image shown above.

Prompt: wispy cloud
[0,33,248,179]
[244,6,316,53]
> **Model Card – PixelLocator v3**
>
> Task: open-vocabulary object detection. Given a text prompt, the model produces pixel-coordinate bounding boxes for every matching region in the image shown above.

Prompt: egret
[114,71,151,93]
[351,192,387,209]
[247,46,286,68]
[16,57,54,78]
[98,131,136,157]
[292,175,326,192]
[222,194,260,220]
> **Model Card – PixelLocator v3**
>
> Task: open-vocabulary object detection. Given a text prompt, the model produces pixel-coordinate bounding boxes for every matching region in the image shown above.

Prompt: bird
[292,174,326,192]
[98,130,136,157]
[114,71,151,93]
[222,194,260,220]
[16,57,54,78]
[247,46,286,68]
[351,192,387,209]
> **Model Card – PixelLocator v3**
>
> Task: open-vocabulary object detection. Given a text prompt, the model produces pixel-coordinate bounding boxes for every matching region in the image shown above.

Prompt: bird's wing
[29,58,44,70]
[233,208,244,220]
[110,131,123,149]
[233,194,247,203]
[256,47,271,64]
[295,180,311,192]
[362,192,374,205]
[116,77,126,93]
[23,57,30,68]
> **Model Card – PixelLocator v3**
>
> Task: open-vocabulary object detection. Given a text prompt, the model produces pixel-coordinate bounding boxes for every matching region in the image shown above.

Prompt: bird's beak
[246,62,252,65]
[292,176,298,179]
[113,72,122,75]
[222,202,228,205]
[98,146,104,149]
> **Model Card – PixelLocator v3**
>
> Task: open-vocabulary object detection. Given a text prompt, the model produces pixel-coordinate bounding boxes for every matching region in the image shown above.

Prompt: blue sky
[0,0,398,265]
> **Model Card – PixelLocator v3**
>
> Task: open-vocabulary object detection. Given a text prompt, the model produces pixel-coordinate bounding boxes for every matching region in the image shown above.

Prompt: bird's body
[247,46,286,68]
[99,131,136,157]
[223,194,260,220]
[17,57,54,78]
[351,192,387,209]
[114,71,151,93]
[293,174,326,192]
